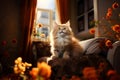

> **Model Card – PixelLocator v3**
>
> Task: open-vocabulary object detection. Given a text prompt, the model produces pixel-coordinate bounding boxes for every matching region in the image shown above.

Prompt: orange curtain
[56,0,70,24]
[21,0,37,63]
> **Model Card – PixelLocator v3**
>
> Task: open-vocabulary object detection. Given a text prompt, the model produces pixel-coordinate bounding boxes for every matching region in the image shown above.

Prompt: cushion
[80,37,108,57]
[107,41,120,74]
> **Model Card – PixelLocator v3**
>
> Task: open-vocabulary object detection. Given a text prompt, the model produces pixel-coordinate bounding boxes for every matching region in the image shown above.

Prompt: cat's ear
[66,20,72,31]
[66,20,70,26]
[53,21,58,27]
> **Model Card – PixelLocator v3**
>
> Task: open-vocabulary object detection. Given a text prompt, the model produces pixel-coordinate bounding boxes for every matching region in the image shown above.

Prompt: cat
[49,21,83,59]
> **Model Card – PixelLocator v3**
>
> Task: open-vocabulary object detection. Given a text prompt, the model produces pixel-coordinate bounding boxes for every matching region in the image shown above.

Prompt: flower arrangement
[32,23,49,42]
[13,57,51,80]
[89,2,120,44]
[14,57,32,75]
[13,57,32,80]
[29,61,51,80]
[33,23,43,37]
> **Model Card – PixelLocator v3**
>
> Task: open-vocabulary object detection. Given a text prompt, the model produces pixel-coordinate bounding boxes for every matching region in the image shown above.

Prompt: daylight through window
[32,0,56,42]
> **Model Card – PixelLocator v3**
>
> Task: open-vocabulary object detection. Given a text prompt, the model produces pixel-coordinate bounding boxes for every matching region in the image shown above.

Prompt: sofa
[33,37,120,74]
[46,37,120,80]
[79,37,120,74]
[107,41,120,74]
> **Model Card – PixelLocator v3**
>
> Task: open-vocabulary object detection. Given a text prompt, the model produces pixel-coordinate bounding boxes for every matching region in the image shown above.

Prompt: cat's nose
[59,31,64,33]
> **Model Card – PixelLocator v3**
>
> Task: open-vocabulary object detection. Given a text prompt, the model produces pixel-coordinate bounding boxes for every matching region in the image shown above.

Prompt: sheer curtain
[56,0,70,24]
[21,0,37,63]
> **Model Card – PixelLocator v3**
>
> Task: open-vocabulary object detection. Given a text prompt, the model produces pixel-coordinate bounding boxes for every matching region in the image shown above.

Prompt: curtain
[21,0,37,63]
[56,0,70,24]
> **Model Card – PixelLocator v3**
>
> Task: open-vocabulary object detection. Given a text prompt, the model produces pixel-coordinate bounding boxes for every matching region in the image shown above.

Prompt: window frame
[32,8,53,41]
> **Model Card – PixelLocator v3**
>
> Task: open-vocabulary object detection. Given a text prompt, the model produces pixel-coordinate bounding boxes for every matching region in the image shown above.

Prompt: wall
[0,0,22,74]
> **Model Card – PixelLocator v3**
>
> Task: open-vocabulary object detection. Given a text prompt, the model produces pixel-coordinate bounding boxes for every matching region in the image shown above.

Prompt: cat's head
[51,21,73,37]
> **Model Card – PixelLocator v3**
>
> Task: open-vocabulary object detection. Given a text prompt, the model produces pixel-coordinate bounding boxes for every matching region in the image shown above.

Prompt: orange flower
[71,75,81,80]
[112,24,120,33]
[106,15,111,20]
[99,62,106,69]
[106,12,112,18]
[108,8,113,13]
[37,62,51,78]
[40,33,46,38]
[107,70,116,77]
[82,67,98,80]
[38,23,43,28]
[89,28,95,34]
[105,40,113,48]
[29,68,39,79]
[112,2,119,9]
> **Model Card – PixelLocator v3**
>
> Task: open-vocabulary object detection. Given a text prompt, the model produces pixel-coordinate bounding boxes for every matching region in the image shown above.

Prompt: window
[77,0,94,32]
[32,0,56,42]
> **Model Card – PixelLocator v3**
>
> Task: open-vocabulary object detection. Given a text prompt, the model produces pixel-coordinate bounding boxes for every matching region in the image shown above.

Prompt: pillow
[107,41,120,74]
[80,37,108,57]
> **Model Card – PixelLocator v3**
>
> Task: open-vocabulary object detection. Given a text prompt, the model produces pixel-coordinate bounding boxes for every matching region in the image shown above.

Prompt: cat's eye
[59,27,61,30]
[63,28,66,30]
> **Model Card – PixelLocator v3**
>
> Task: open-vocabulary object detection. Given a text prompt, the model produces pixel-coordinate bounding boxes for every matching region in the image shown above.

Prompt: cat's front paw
[53,49,59,57]
[63,51,70,59]
[52,56,58,60]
